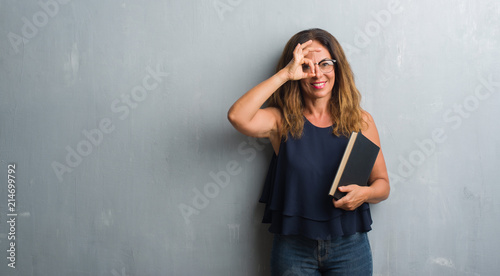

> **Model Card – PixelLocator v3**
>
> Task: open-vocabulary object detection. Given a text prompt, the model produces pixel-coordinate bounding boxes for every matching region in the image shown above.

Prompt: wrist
[275,68,291,84]
[365,186,375,202]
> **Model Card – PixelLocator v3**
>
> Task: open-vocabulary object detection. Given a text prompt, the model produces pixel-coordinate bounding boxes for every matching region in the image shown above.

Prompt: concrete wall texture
[1,0,499,275]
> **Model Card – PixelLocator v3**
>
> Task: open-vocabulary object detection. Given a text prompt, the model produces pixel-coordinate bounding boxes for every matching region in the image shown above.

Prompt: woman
[228,28,390,275]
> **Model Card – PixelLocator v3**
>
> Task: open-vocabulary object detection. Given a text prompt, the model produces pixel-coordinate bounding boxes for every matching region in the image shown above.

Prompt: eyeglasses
[302,59,336,74]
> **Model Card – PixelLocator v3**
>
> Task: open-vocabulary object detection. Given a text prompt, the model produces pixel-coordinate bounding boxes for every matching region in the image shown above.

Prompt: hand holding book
[333,185,373,210]
[329,132,380,200]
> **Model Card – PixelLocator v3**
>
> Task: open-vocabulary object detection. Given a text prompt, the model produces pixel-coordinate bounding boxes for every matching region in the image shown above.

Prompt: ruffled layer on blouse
[259,120,373,240]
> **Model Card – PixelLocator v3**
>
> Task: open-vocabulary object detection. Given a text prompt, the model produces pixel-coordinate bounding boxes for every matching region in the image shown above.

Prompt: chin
[301,84,333,100]
[313,89,333,98]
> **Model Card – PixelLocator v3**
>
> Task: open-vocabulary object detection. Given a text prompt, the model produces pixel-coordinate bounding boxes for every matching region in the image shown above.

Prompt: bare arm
[333,112,390,210]
[227,72,288,138]
[227,40,318,139]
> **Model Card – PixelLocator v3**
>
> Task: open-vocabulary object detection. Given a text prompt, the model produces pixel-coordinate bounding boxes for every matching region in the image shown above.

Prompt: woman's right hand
[283,40,320,81]
[228,40,321,144]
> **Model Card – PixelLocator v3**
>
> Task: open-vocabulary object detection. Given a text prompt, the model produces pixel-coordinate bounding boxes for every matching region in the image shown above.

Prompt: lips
[311,81,326,89]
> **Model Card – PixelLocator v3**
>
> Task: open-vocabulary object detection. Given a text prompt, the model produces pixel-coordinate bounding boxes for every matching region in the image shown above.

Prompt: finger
[333,197,344,207]
[295,42,303,51]
[302,46,320,56]
[302,48,311,56]
[300,40,313,49]
[336,197,352,210]
[293,44,305,62]
[297,58,314,78]
[293,43,303,58]
[333,200,341,208]
[306,58,315,75]
[302,45,322,56]
[299,41,315,57]
[301,44,312,56]
[339,185,356,192]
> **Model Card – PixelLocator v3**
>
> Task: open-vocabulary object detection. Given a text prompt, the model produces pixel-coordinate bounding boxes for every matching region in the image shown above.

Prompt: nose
[314,63,324,78]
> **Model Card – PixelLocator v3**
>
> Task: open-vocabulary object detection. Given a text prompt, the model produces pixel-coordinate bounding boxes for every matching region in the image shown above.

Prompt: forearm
[228,69,288,125]
[365,178,390,204]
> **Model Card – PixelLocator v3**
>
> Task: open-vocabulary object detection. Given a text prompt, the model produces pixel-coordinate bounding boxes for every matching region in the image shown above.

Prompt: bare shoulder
[360,110,381,146]
[361,110,375,125]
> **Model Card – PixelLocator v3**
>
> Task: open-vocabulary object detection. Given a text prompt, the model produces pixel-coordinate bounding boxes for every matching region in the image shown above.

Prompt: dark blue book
[329,132,380,200]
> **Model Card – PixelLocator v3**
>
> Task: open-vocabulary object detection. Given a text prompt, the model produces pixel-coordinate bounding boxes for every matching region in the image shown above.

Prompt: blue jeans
[270,232,372,276]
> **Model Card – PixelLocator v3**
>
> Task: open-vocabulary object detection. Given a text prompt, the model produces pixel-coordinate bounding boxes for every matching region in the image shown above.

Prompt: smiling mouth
[312,82,326,89]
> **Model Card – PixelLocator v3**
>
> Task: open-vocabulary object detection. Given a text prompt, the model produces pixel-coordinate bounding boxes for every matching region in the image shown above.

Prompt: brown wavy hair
[268,28,366,139]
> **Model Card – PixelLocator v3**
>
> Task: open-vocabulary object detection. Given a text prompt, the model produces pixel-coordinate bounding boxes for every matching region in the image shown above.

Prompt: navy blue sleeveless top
[259,118,372,240]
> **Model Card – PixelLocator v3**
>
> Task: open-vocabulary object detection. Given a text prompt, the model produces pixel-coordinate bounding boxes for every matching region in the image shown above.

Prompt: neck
[303,96,333,127]
[303,96,330,119]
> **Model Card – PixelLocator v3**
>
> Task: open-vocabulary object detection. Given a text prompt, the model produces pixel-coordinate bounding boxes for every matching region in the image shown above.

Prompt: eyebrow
[318,58,333,62]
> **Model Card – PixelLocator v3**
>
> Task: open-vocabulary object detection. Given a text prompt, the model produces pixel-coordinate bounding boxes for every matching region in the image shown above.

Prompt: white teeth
[312,82,325,88]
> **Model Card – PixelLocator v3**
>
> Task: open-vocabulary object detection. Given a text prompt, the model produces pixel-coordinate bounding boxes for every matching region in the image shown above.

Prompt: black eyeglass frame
[303,58,337,73]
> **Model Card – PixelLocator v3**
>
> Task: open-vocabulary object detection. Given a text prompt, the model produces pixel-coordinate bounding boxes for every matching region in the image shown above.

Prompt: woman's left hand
[333,112,390,211]
[333,185,372,211]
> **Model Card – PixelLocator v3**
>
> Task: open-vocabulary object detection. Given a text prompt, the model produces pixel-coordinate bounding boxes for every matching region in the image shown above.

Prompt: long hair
[268,28,366,139]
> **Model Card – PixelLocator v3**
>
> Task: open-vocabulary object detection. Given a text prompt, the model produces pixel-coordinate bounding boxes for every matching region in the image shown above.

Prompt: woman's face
[299,40,335,101]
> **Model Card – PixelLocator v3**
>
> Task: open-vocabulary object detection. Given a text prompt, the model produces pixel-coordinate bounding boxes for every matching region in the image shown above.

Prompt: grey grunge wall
[1,0,500,275]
